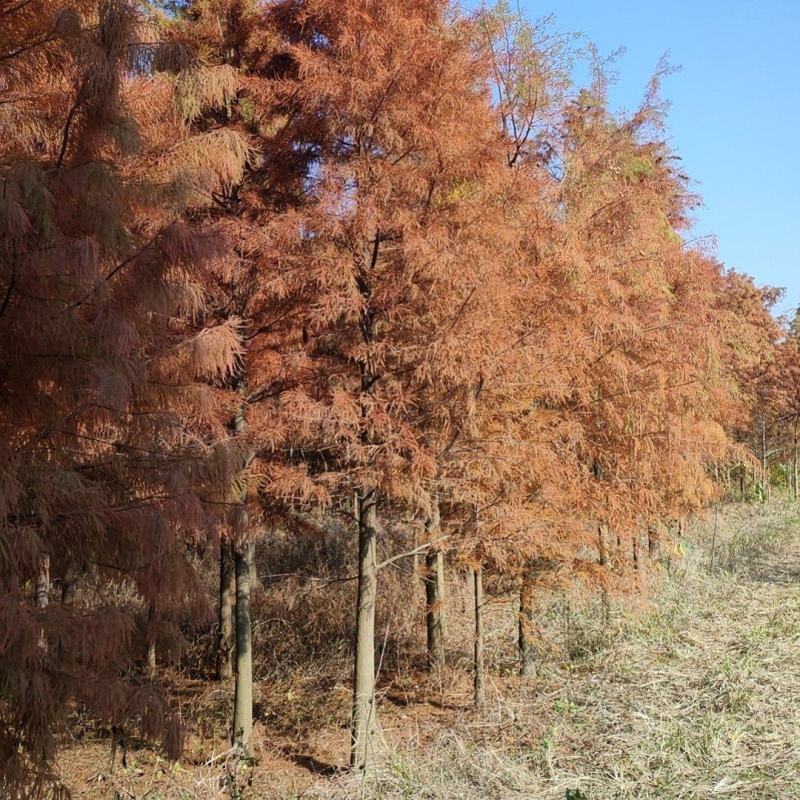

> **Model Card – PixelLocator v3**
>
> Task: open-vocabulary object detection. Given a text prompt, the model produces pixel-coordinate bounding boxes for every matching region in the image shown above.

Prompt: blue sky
[513,0,800,317]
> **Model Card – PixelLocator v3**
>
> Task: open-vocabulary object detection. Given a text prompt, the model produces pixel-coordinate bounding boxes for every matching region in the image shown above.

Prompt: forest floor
[58,501,800,800]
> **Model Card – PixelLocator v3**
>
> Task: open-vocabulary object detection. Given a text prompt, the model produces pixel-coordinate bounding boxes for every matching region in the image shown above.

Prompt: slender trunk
[61,560,76,605]
[647,522,660,560]
[34,554,49,650]
[350,232,385,770]
[473,566,485,708]
[146,642,156,676]
[350,489,380,770]
[146,602,157,677]
[739,464,745,499]
[424,501,445,670]
[518,564,536,678]
[425,550,445,669]
[793,420,798,500]
[598,524,608,566]
[231,386,254,755]
[761,418,768,502]
[632,534,639,571]
[34,554,50,609]
[233,539,254,754]
[58,562,76,666]
[218,541,236,680]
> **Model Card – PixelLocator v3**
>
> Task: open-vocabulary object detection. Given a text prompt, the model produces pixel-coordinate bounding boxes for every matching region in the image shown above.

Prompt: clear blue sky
[515,0,800,317]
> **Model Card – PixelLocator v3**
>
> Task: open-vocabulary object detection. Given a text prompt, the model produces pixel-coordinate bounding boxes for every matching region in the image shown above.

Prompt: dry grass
[58,500,800,799]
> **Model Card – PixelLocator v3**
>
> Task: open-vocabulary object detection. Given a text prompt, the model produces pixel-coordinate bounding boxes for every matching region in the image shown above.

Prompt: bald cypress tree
[0,0,244,791]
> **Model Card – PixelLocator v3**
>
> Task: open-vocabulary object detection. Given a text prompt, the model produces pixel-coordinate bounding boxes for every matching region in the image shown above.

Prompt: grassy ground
[59,501,800,799]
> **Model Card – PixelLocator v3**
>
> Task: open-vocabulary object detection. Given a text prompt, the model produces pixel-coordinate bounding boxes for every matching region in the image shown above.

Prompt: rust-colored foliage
[0,0,792,789]
[0,0,244,793]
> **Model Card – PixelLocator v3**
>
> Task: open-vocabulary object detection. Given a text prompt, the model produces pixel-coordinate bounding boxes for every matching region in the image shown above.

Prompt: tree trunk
[518,564,536,678]
[218,540,236,680]
[146,602,157,677]
[34,554,50,608]
[598,524,608,566]
[473,566,485,708]
[425,550,445,670]
[350,488,380,770]
[146,641,156,676]
[632,534,640,571]
[61,560,76,605]
[34,554,50,650]
[230,386,254,756]
[233,539,254,755]
[793,420,798,500]
[424,501,445,670]
[761,417,768,502]
[647,523,660,560]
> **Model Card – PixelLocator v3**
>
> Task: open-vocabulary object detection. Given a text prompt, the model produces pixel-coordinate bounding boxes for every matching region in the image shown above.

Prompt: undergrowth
[59,501,800,800]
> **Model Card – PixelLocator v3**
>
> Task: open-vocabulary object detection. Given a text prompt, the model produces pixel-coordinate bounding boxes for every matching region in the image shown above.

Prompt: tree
[0,0,242,791]
[246,0,533,767]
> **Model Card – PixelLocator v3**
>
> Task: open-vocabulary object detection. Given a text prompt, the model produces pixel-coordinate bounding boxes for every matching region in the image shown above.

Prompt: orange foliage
[0,0,791,790]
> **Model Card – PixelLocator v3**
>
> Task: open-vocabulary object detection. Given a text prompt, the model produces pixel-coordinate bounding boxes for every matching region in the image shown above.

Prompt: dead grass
[58,500,800,799]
